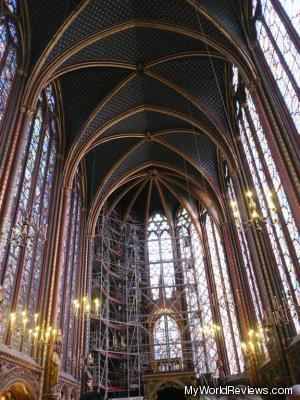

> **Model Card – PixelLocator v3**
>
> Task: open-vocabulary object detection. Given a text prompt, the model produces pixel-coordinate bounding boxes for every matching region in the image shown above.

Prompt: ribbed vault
[23,0,253,223]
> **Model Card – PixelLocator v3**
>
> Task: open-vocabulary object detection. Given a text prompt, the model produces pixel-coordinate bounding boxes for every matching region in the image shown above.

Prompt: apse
[0,1,299,400]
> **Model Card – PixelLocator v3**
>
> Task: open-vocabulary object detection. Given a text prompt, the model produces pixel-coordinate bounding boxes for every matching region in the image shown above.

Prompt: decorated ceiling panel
[194,0,245,37]
[46,0,239,64]
[28,0,81,66]
[105,171,201,221]
[92,139,218,204]
[102,111,194,137]
[85,137,141,202]
[158,131,219,184]
[60,67,131,147]
[150,57,227,126]
[76,73,222,146]
[26,1,247,213]
[61,27,211,68]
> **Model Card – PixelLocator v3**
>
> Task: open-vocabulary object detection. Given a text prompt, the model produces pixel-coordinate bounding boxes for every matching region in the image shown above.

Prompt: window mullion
[270,0,300,51]
[23,116,53,313]
[63,190,80,372]
[0,42,10,76]
[244,106,300,274]
[227,182,263,317]
[189,230,210,372]
[0,107,37,281]
[1,106,44,292]
[211,222,241,373]
[59,190,75,330]
[260,17,300,97]
[64,191,80,373]
[240,115,300,319]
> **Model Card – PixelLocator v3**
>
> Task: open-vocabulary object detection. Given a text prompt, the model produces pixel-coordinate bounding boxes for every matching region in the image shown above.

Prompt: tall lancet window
[253,0,300,133]
[0,84,58,350]
[205,214,244,375]
[176,208,219,377]
[147,213,175,300]
[57,171,83,377]
[0,0,18,125]
[232,66,300,334]
[224,168,268,357]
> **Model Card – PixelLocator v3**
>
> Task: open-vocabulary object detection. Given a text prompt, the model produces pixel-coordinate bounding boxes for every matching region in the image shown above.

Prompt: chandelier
[8,309,62,353]
[231,189,278,231]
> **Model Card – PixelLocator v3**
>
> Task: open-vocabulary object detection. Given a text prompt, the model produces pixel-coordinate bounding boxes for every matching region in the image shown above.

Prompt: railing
[153,358,183,373]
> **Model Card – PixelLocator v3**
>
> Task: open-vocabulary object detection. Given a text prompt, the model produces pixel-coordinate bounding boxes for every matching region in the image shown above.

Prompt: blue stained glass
[0,85,58,349]
[5,0,17,13]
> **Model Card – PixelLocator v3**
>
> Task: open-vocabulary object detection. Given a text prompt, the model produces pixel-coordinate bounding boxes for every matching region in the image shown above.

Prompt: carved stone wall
[0,353,41,399]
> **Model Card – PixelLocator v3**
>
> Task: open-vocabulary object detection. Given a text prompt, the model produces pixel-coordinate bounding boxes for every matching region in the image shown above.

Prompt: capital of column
[61,185,72,193]
[17,68,28,77]
[20,104,36,117]
[230,168,239,179]
[245,78,260,93]
[87,235,95,242]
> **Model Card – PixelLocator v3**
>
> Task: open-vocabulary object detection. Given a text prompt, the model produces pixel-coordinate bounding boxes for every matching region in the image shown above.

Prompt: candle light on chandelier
[241,327,266,357]
[230,189,279,231]
[73,296,101,317]
[246,191,262,225]
[7,309,62,352]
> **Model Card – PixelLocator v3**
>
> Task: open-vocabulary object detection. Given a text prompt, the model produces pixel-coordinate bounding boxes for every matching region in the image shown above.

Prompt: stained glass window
[147,213,175,300]
[154,314,182,365]
[205,214,244,375]
[176,208,219,377]
[0,85,58,352]
[225,172,268,357]
[278,0,300,33]
[253,0,300,133]
[0,1,18,125]
[233,66,300,334]
[5,0,18,13]
[57,172,82,377]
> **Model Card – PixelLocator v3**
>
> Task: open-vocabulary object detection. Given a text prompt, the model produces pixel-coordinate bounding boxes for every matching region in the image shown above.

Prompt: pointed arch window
[154,314,182,362]
[147,213,175,300]
[0,84,58,350]
[253,0,300,133]
[205,214,244,375]
[0,0,18,125]
[232,66,300,334]
[176,208,219,377]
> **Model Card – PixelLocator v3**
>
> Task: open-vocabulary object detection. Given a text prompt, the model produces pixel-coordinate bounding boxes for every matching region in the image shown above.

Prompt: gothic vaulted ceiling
[26,0,251,220]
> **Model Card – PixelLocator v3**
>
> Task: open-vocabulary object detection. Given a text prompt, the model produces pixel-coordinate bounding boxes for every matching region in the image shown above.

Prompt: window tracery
[176,208,219,377]
[153,314,182,363]
[147,213,175,300]
[0,84,58,350]
[0,0,18,125]
[253,0,300,133]
[232,66,300,334]
[175,208,244,376]
[205,214,244,375]
[225,169,268,357]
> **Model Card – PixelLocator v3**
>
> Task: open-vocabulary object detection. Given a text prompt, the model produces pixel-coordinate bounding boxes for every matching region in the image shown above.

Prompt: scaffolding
[90,210,221,399]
